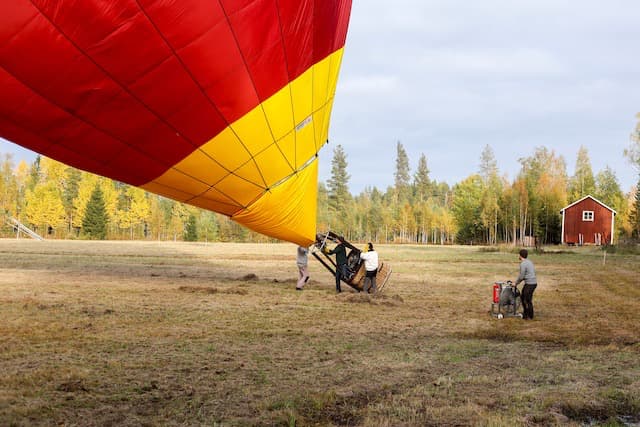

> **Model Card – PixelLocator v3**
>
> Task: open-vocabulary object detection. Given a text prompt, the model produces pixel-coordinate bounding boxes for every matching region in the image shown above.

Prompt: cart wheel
[497,314,503,319]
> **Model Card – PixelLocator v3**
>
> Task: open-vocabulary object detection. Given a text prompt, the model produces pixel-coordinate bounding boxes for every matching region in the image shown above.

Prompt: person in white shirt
[295,246,309,290]
[359,242,379,294]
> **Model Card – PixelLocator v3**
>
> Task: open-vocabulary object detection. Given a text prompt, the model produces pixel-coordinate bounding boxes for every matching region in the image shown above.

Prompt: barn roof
[560,195,617,214]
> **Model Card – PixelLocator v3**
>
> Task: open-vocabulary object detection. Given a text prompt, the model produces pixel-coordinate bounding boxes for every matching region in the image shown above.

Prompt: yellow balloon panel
[262,88,294,141]
[200,127,253,173]
[290,71,314,127]
[313,107,329,152]
[142,181,200,204]
[231,107,274,157]
[327,52,344,103]
[172,149,229,186]
[254,144,295,187]
[190,189,244,217]
[233,160,319,246]
[276,132,296,170]
[151,170,211,200]
[295,117,317,169]
[312,51,343,112]
[215,172,264,207]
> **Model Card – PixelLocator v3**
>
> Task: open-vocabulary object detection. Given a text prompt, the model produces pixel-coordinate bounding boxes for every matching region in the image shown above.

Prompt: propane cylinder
[492,282,501,303]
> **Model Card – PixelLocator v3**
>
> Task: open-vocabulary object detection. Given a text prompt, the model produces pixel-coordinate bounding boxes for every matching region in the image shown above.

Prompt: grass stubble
[0,240,638,426]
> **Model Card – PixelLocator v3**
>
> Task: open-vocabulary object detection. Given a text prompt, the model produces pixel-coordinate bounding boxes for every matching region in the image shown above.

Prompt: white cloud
[324,1,640,194]
[338,75,399,95]
[416,48,566,75]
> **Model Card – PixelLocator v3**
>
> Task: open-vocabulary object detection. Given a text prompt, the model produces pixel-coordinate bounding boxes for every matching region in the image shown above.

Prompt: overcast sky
[2,0,639,194]
[321,0,640,193]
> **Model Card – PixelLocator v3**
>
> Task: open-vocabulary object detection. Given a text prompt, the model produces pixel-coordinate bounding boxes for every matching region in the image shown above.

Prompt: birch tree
[24,181,66,235]
[452,174,484,244]
[624,112,640,169]
[0,154,18,216]
[479,145,501,244]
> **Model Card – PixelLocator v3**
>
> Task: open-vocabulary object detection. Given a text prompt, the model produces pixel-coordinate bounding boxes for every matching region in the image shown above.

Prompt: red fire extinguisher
[492,282,501,303]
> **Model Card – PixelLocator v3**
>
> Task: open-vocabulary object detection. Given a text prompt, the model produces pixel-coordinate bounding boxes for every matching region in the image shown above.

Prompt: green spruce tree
[327,145,351,233]
[394,141,410,201]
[413,153,431,202]
[82,185,108,240]
[327,145,351,211]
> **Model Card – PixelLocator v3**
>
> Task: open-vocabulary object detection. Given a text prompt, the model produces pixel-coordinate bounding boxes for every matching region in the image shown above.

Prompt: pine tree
[63,168,81,234]
[327,145,351,211]
[326,145,352,234]
[82,185,108,240]
[413,153,431,202]
[394,141,410,201]
[184,213,198,241]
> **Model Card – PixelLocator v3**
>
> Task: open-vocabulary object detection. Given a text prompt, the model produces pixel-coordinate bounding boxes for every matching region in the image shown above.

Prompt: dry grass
[0,240,638,426]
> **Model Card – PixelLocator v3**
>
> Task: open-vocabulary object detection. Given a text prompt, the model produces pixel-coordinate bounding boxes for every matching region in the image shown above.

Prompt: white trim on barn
[611,212,615,244]
[561,209,565,244]
[560,195,617,215]
[560,194,617,246]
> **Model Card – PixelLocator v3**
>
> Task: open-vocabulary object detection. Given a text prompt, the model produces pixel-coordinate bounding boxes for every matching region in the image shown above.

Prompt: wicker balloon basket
[376,262,392,292]
[312,231,393,293]
[349,261,392,293]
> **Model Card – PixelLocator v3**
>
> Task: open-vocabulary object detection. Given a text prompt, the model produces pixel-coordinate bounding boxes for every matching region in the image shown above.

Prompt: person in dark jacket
[514,249,537,320]
[325,236,347,293]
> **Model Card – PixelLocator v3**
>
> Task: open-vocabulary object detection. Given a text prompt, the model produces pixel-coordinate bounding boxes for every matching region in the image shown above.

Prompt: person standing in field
[325,236,347,293]
[514,248,537,320]
[359,242,379,294]
[295,246,309,291]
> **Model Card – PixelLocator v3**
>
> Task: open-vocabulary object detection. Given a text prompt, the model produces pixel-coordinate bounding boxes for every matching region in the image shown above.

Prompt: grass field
[0,239,639,426]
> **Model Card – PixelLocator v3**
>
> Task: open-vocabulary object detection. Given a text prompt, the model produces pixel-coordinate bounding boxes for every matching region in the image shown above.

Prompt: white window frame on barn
[582,210,594,221]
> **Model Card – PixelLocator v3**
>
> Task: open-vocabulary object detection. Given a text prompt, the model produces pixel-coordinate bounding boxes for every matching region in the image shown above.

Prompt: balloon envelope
[0,0,352,245]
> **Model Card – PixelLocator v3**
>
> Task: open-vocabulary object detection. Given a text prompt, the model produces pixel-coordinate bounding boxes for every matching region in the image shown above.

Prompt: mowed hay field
[1,240,639,426]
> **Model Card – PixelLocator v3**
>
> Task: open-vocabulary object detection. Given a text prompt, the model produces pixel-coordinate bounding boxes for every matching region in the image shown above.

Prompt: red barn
[560,195,616,245]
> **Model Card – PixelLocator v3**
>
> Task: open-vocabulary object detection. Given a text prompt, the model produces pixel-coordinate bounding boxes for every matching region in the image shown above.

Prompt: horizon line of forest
[1,132,639,245]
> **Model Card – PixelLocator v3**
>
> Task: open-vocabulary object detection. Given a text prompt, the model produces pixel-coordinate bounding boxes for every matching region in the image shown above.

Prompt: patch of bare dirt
[178,285,249,295]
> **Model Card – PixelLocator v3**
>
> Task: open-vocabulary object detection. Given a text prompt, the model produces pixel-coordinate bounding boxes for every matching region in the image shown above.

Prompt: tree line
[321,141,639,246]
[2,117,639,244]
[0,155,266,242]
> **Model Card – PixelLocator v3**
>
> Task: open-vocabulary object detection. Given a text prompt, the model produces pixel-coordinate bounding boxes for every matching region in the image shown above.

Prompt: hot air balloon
[0,0,352,246]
